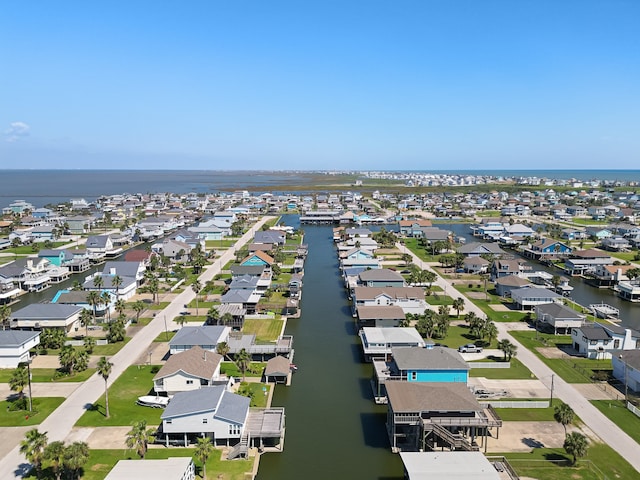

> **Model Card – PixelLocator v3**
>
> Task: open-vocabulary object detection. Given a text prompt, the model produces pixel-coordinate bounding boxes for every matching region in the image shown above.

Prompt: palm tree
[59,345,79,375]
[235,348,252,381]
[63,441,90,480]
[220,312,234,327]
[79,309,92,337]
[132,300,145,323]
[452,297,465,317]
[207,306,220,325]
[563,431,588,465]
[114,299,126,317]
[483,321,499,347]
[126,420,155,458]
[191,279,202,316]
[176,315,187,327]
[101,291,112,322]
[554,403,575,435]
[216,341,231,362]
[44,440,66,480]
[97,356,113,418]
[112,275,123,300]
[83,336,96,354]
[497,338,517,361]
[20,428,48,479]
[195,436,214,479]
[92,274,103,291]
[416,311,437,339]
[0,304,11,330]
[148,277,160,304]
[9,364,28,405]
[87,290,100,321]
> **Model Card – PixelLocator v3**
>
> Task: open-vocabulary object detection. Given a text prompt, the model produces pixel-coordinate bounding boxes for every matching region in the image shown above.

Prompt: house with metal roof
[105,457,195,480]
[0,330,40,368]
[400,452,502,480]
[571,324,640,359]
[358,268,405,288]
[169,326,231,355]
[510,286,562,310]
[359,327,425,362]
[352,286,428,316]
[356,305,407,328]
[535,302,585,334]
[10,303,83,333]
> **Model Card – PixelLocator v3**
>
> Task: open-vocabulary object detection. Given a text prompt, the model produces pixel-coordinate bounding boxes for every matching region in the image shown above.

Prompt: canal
[444,222,640,330]
[256,220,403,479]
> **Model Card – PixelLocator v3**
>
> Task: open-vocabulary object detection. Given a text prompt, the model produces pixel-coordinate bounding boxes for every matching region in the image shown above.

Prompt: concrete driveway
[486,421,569,453]
[0,382,80,400]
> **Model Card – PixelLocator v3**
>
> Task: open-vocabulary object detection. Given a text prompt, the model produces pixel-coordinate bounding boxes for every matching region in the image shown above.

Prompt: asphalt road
[0,218,270,479]
[399,243,640,474]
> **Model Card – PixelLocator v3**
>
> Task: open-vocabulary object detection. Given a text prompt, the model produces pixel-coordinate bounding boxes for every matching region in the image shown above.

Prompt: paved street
[0,218,270,479]
[399,244,640,474]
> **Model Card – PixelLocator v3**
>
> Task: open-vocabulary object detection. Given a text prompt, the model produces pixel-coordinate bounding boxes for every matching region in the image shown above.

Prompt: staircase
[227,431,250,460]
[431,423,479,452]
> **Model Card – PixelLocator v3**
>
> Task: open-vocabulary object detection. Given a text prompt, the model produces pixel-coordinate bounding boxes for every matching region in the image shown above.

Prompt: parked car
[458,344,483,353]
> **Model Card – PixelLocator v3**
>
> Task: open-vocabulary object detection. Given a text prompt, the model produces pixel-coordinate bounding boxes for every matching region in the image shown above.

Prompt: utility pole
[550,374,555,405]
[27,355,33,412]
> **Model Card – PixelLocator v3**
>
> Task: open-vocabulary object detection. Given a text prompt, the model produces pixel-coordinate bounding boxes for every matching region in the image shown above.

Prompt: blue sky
[1,1,639,170]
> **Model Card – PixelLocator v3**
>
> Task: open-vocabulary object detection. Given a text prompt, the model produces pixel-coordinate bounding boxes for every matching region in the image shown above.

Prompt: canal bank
[256,221,403,479]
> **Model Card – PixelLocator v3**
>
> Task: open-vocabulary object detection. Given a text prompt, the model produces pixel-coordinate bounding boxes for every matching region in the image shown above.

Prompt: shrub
[150,365,160,374]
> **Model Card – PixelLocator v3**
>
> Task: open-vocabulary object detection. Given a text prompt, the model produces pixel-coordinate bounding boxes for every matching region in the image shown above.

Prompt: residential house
[253,230,286,246]
[102,261,146,285]
[239,251,274,269]
[159,238,192,260]
[535,302,585,334]
[0,330,40,368]
[169,326,231,355]
[490,259,527,281]
[0,258,52,292]
[618,280,640,302]
[462,257,490,274]
[37,249,68,267]
[385,382,501,453]
[356,305,407,328]
[85,235,116,261]
[263,355,292,384]
[399,219,433,237]
[585,226,612,240]
[494,275,532,297]
[160,386,250,447]
[564,249,614,276]
[571,324,640,359]
[457,242,505,258]
[352,286,428,316]
[400,452,502,480]
[601,236,631,252]
[188,219,227,240]
[359,327,426,362]
[528,239,572,258]
[105,458,195,480]
[612,350,640,394]
[358,268,405,288]
[153,346,225,396]
[372,346,469,402]
[510,286,562,310]
[591,264,634,288]
[10,303,83,333]
[64,216,93,235]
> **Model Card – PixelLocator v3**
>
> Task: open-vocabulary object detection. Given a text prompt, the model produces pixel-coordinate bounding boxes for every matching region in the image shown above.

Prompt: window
[614,340,620,349]
[410,372,417,381]
[202,418,208,424]
[166,419,172,424]
[186,380,194,385]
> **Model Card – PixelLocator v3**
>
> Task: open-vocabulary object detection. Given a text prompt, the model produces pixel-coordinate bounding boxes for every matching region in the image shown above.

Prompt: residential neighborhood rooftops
[11,303,82,319]
[0,330,40,347]
[391,346,469,371]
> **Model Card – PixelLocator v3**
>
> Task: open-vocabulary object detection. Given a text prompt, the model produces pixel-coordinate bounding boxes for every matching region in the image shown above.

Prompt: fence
[468,361,511,369]
[65,339,108,347]
[627,401,640,418]
[506,458,609,480]
[480,400,549,408]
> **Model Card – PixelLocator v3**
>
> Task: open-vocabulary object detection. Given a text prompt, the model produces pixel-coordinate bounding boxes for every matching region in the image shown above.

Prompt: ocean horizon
[1,168,639,210]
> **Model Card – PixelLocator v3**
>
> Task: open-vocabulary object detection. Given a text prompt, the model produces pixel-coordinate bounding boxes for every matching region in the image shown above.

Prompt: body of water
[257,217,402,479]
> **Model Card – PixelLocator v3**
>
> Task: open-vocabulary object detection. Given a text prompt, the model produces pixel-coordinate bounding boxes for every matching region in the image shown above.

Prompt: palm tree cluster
[411,307,451,340]
[497,338,518,361]
[407,265,437,292]
[465,312,498,346]
[371,227,397,248]
[20,428,89,480]
[58,345,89,376]
[126,420,156,459]
[9,363,29,409]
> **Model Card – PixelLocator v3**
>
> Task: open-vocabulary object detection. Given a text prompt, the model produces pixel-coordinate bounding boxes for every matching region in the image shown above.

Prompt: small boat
[289,364,298,372]
[137,395,169,408]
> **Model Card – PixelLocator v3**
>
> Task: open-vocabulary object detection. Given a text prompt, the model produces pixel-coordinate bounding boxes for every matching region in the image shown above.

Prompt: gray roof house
[102,261,146,284]
[535,303,585,334]
[0,330,40,368]
[358,268,405,288]
[153,346,224,396]
[160,386,250,447]
[356,305,407,328]
[105,457,195,480]
[10,303,83,333]
[169,326,231,355]
[510,287,562,310]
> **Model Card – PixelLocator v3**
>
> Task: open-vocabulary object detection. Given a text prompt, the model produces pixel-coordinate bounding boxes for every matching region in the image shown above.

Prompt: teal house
[38,249,68,267]
[240,251,274,268]
[373,346,469,402]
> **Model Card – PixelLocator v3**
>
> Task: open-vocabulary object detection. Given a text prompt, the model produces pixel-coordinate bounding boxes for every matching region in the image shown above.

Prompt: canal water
[443,222,640,330]
[256,220,403,479]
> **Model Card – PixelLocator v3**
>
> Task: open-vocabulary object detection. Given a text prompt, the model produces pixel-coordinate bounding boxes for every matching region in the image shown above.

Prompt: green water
[256,223,403,479]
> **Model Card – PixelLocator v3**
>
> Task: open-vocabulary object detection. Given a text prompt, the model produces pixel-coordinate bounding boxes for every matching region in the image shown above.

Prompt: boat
[136,395,169,408]
[588,303,620,319]
[290,364,298,372]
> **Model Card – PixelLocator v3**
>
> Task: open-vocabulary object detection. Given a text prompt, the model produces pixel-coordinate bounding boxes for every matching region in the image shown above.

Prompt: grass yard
[34,447,255,480]
[403,238,431,262]
[220,361,266,379]
[469,357,535,379]
[608,250,639,262]
[509,331,611,384]
[153,331,176,342]
[75,365,163,427]
[425,294,455,306]
[590,400,640,444]
[0,397,65,426]
[502,441,637,480]
[91,337,131,356]
[493,399,566,422]
[429,324,499,350]
[237,382,271,407]
[206,239,238,249]
[0,368,96,383]
[147,301,171,310]
[242,318,284,343]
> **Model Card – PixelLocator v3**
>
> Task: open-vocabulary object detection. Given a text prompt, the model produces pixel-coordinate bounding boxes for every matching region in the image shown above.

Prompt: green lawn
[509,331,612,384]
[428,324,499,350]
[502,441,637,480]
[0,367,96,383]
[75,365,163,427]
[608,251,639,262]
[494,399,565,422]
[91,337,131,356]
[220,361,266,379]
[0,397,65,426]
[590,400,640,444]
[147,301,171,310]
[469,357,535,379]
[242,318,284,343]
[153,331,176,342]
[425,294,455,306]
[238,382,270,407]
[30,447,254,480]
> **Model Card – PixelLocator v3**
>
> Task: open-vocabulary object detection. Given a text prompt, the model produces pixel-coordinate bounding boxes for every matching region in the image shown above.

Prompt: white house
[160,386,250,447]
[169,326,231,355]
[352,286,428,316]
[613,350,640,394]
[510,287,562,310]
[105,457,195,480]
[358,327,426,362]
[571,324,640,359]
[0,330,40,368]
[10,304,83,333]
[153,346,224,396]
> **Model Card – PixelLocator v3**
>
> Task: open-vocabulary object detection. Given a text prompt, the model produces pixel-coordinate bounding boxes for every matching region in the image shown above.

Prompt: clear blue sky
[1,1,639,170]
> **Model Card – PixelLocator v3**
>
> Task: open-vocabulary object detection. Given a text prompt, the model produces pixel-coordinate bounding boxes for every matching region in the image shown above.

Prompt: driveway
[486,421,571,453]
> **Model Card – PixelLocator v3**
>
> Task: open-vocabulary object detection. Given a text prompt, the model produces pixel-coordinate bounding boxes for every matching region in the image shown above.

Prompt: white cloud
[4,121,31,142]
